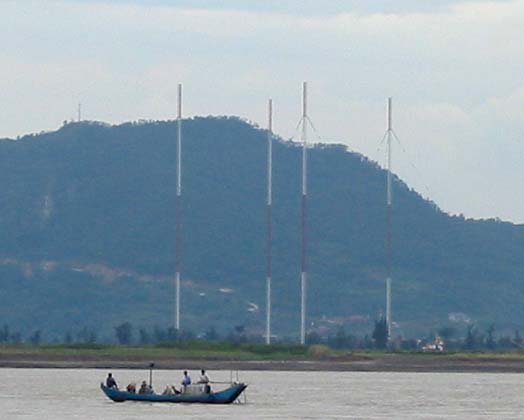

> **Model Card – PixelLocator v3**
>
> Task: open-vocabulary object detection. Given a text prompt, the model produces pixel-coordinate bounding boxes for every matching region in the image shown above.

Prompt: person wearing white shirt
[198,369,211,393]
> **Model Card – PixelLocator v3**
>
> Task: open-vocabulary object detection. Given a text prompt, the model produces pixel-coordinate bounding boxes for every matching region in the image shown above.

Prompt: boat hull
[100,383,247,404]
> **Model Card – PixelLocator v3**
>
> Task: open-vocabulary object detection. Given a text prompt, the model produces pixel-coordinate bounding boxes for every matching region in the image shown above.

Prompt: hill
[0,117,523,341]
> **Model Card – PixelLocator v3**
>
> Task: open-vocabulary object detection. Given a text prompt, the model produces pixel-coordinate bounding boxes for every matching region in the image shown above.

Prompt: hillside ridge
[0,117,522,340]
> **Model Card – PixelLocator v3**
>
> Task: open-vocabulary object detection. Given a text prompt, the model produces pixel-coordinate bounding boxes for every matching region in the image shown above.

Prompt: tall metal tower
[385,97,393,339]
[266,99,273,345]
[300,82,308,345]
[175,83,182,330]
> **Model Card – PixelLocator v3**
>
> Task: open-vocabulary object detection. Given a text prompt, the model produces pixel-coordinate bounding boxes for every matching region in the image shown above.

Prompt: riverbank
[2,345,524,372]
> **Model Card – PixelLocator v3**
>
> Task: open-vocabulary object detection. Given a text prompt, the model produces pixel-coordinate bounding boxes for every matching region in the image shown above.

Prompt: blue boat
[100,382,247,404]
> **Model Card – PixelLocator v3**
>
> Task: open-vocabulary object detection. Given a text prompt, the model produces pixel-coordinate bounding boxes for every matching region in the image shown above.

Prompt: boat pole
[300,82,308,345]
[266,99,273,345]
[149,362,155,387]
[386,97,393,339]
[175,83,182,331]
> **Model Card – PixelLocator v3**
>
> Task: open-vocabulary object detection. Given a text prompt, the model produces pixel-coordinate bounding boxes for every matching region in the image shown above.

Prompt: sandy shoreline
[2,353,524,372]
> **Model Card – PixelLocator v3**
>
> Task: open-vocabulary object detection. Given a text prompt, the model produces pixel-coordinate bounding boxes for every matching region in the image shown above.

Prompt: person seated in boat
[138,381,147,394]
[197,369,211,393]
[181,370,191,387]
[197,369,209,384]
[105,372,118,389]
[162,385,174,395]
[139,380,154,394]
[126,383,136,393]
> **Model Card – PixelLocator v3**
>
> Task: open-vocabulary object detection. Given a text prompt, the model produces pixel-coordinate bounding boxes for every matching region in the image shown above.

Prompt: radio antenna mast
[175,83,182,331]
[266,99,273,345]
[386,97,393,339]
[300,82,308,345]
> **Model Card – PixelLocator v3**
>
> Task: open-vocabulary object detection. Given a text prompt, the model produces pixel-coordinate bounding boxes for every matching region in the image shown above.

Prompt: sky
[1,0,524,222]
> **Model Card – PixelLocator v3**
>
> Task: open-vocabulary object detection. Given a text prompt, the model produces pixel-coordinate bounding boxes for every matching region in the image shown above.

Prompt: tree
[331,327,346,349]
[29,330,41,346]
[153,326,166,343]
[437,326,456,342]
[514,330,523,348]
[497,335,513,349]
[166,327,178,342]
[115,322,133,345]
[204,326,219,341]
[400,339,418,351]
[328,327,355,349]
[485,325,496,350]
[306,331,323,345]
[77,327,97,343]
[139,328,150,345]
[87,331,98,344]
[228,325,246,343]
[179,329,194,341]
[10,332,21,344]
[372,317,389,349]
[0,324,9,342]
[465,325,477,350]
[363,334,373,349]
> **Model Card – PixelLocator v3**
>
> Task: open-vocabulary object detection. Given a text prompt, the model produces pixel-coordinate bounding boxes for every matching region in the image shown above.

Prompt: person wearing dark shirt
[106,372,118,389]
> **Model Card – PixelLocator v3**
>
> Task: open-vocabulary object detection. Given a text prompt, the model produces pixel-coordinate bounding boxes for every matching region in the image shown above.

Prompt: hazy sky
[1,0,524,222]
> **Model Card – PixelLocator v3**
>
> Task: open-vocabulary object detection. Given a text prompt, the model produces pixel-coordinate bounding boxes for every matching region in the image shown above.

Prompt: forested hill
[1,117,523,340]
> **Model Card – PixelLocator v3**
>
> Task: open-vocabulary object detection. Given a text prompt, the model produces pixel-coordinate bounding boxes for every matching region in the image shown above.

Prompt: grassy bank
[2,342,524,360]
[3,343,524,372]
[0,342,336,361]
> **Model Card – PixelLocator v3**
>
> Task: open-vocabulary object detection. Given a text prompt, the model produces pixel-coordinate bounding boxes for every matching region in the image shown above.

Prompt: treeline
[2,320,524,352]
[0,324,97,346]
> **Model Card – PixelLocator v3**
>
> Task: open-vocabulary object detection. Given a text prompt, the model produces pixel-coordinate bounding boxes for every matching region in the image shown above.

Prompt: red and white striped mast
[265,99,273,345]
[175,83,182,331]
[385,97,393,339]
[300,82,308,345]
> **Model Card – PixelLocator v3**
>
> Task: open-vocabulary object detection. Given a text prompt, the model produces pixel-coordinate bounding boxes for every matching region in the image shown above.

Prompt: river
[1,369,523,419]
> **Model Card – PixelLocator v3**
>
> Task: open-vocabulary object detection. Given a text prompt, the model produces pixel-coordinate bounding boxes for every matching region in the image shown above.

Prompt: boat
[100,382,247,404]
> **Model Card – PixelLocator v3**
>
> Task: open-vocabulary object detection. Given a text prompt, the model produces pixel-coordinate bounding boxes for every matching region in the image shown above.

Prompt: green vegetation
[0,341,316,361]
[1,117,524,339]
[372,317,389,349]
[3,341,524,365]
[3,320,524,355]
